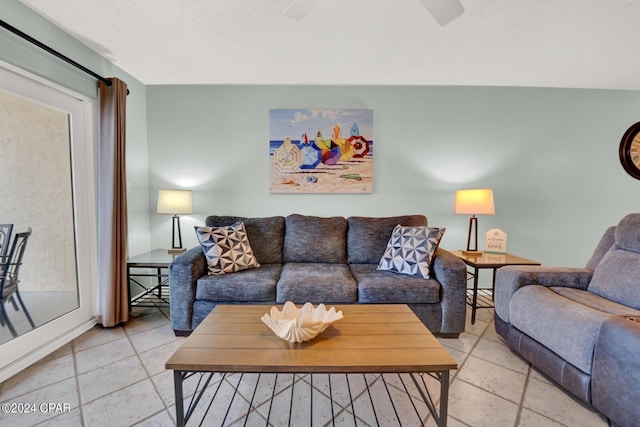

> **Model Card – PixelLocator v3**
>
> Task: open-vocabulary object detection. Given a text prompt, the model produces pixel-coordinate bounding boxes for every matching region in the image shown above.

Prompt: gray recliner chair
[494,213,640,427]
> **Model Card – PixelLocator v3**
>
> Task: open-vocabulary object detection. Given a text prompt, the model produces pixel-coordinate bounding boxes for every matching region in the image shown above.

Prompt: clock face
[619,122,640,180]
[631,136,640,167]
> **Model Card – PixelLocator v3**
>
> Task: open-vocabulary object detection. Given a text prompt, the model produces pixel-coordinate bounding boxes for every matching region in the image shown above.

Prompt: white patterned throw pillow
[377,225,445,279]
[195,221,260,274]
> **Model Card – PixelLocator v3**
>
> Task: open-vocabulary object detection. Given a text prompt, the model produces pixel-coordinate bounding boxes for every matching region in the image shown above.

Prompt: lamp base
[463,215,482,256]
[168,248,186,255]
[461,250,484,257]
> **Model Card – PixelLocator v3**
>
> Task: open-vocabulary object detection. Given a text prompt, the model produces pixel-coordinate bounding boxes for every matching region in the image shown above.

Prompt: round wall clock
[619,122,640,180]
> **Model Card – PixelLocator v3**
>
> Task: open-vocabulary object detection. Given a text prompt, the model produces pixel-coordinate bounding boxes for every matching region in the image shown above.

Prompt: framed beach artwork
[269,109,373,193]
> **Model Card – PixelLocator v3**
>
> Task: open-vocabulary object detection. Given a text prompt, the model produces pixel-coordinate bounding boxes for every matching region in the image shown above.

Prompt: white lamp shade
[156,189,193,215]
[454,189,495,215]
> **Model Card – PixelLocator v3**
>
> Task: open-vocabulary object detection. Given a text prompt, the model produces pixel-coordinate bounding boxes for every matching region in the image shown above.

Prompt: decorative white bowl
[261,301,344,343]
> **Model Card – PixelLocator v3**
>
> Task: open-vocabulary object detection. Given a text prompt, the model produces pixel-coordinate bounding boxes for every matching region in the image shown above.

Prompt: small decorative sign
[485,228,507,253]
[484,253,507,263]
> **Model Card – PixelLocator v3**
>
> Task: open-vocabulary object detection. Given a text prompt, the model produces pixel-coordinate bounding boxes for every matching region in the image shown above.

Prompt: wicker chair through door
[0,223,13,264]
[0,228,35,337]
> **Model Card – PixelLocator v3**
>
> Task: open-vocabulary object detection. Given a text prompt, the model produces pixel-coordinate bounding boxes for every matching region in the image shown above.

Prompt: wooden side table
[127,249,180,309]
[451,251,541,324]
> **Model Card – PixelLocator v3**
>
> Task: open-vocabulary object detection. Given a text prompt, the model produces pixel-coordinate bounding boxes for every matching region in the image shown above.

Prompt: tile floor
[0,306,610,427]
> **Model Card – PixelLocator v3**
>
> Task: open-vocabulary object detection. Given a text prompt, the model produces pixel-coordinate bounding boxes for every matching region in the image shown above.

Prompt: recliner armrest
[592,316,640,427]
[494,265,593,323]
[169,246,207,333]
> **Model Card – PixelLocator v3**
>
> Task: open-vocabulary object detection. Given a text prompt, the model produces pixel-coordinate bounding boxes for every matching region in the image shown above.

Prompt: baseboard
[0,318,97,383]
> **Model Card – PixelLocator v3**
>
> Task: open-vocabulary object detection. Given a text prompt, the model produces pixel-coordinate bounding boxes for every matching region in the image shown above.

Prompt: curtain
[97,78,129,327]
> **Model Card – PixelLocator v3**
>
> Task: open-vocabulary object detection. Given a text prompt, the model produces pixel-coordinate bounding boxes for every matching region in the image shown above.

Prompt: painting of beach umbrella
[348,135,370,158]
[335,138,355,161]
[350,122,360,137]
[316,139,341,165]
[273,137,302,172]
[333,124,342,140]
[300,141,322,169]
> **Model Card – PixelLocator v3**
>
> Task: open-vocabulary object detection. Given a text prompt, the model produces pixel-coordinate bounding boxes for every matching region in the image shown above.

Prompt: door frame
[0,60,97,382]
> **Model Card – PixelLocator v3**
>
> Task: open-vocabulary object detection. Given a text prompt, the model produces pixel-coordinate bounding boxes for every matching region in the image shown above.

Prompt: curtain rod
[0,18,129,93]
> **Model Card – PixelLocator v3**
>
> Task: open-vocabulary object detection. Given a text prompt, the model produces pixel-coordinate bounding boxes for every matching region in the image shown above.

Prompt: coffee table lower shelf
[174,370,450,426]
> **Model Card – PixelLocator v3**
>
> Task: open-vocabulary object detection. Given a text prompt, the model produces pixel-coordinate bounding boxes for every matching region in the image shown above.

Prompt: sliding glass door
[0,61,97,381]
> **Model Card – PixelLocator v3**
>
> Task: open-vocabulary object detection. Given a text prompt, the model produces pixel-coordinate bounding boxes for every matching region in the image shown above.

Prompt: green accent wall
[146,85,640,267]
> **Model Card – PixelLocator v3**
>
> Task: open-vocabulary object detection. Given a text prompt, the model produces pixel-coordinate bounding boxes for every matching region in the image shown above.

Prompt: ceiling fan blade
[283,0,317,20]
[419,0,465,26]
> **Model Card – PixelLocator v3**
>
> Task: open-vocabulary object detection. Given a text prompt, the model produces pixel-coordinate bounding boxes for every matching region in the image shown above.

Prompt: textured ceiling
[17,0,640,89]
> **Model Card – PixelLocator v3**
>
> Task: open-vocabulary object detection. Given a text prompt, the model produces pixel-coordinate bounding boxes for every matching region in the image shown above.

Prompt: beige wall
[0,90,77,292]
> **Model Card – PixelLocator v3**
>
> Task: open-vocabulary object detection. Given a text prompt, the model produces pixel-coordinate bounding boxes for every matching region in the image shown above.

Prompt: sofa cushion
[277,262,357,303]
[206,216,285,264]
[585,226,616,270]
[588,247,640,311]
[613,212,640,252]
[195,263,280,302]
[377,225,444,279]
[195,222,260,274]
[551,287,640,316]
[350,264,441,304]
[510,285,613,374]
[347,215,428,264]
[283,215,347,263]
[588,213,640,310]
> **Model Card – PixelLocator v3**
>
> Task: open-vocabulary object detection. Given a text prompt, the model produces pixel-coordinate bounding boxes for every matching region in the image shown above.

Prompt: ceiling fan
[283,0,465,26]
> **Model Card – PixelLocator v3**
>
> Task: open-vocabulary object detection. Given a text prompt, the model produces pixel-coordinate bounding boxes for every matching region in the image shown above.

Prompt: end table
[127,249,180,309]
[451,251,541,324]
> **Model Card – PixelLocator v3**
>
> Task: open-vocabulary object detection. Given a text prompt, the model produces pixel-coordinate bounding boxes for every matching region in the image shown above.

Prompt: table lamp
[454,189,495,256]
[156,189,193,254]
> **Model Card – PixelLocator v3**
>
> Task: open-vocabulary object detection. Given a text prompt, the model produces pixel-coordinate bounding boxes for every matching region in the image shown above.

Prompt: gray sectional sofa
[169,214,467,337]
[494,213,640,427]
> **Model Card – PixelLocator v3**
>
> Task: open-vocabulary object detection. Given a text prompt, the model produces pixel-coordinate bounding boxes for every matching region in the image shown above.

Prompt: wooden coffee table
[166,304,457,426]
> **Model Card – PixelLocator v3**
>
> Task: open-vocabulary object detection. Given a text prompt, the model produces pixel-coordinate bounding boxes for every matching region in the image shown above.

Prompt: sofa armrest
[494,265,593,323]
[432,248,467,334]
[169,246,207,334]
